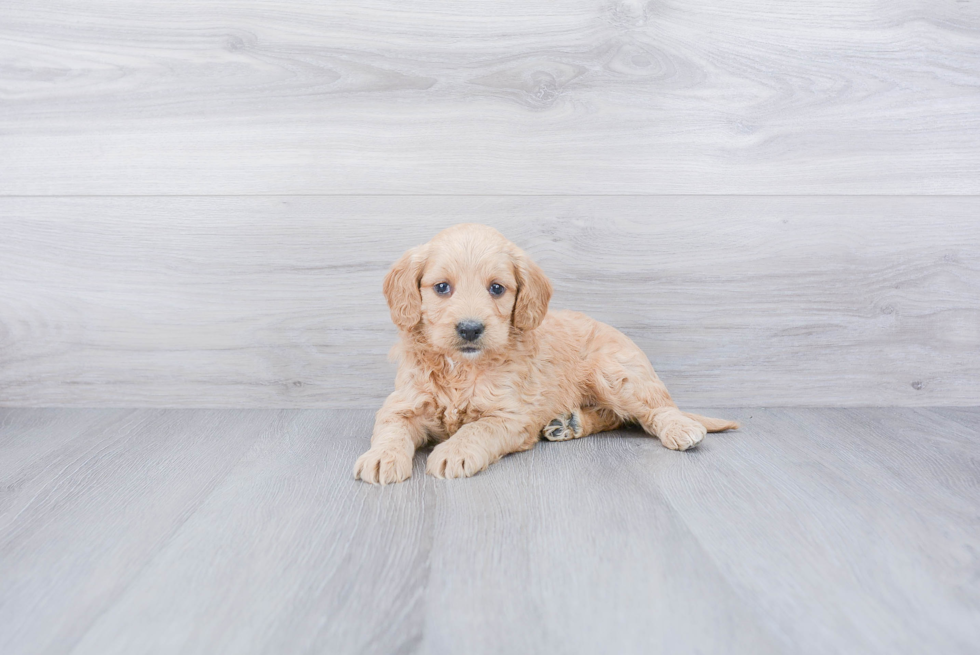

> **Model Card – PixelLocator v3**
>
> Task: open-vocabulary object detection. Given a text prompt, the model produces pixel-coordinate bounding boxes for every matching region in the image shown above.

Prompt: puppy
[354,224,737,484]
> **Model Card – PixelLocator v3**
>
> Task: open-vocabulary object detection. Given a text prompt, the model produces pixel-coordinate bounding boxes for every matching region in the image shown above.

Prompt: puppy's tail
[683,412,740,432]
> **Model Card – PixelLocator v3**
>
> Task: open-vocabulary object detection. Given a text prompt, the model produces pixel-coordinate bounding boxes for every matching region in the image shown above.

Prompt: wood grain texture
[68,410,430,655]
[423,433,784,654]
[1,407,978,654]
[2,196,978,408]
[1,0,979,194]
[650,407,980,654]
[930,406,980,433]
[0,409,279,655]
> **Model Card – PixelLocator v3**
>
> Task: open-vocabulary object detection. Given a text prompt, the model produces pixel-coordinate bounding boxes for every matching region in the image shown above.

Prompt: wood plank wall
[1,1,978,407]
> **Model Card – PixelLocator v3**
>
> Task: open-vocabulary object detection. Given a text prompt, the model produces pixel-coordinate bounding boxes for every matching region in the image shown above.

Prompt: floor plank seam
[618,436,795,652]
[61,412,284,654]
[402,473,435,655]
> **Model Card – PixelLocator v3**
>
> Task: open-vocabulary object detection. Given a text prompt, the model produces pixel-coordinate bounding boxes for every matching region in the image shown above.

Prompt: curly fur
[355,224,738,484]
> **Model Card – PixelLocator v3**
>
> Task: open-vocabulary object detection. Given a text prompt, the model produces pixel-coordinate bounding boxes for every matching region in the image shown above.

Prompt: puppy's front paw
[354,446,413,484]
[426,439,490,479]
[658,416,707,451]
[541,411,583,442]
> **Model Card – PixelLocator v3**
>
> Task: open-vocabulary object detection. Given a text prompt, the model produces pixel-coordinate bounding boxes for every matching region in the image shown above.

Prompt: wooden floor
[2,407,978,654]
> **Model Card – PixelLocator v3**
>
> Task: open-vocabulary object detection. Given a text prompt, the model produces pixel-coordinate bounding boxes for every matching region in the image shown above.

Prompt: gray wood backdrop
[2,0,979,408]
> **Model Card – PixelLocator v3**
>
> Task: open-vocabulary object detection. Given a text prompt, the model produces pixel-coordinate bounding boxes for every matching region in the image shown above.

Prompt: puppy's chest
[427,370,496,436]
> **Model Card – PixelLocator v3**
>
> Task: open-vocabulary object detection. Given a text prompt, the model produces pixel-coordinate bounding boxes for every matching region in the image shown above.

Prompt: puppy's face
[419,243,517,358]
[383,224,552,360]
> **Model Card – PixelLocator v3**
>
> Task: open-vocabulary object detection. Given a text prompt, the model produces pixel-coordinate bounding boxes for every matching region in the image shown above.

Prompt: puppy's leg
[541,406,622,442]
[589,327,726,451]
[427,417,536,479]
[354,391,430,485]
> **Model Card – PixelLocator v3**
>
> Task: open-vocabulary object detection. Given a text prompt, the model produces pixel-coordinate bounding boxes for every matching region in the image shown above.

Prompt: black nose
[456,320,485,342]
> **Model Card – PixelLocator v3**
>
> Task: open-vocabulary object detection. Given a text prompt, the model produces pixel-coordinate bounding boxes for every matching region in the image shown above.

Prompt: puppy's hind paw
[541,411,583,442]
[658,416,707,451]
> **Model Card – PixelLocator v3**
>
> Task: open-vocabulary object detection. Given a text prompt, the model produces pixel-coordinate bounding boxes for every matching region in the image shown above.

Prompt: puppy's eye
[434,282,451,295]
[488,283,505,297]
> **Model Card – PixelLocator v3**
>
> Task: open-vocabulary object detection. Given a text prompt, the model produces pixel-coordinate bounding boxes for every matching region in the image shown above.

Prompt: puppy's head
[383,224,552,359]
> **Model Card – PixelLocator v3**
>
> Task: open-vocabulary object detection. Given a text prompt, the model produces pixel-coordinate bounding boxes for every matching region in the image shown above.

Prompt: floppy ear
[383,246,425,331]
[512,250,553,331]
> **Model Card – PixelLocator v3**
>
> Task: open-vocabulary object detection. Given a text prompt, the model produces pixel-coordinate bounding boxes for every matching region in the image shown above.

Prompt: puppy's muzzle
[456,320,485,343]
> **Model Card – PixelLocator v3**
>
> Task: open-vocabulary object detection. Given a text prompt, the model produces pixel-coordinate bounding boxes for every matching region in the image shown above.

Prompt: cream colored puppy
[354,224,737,484]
